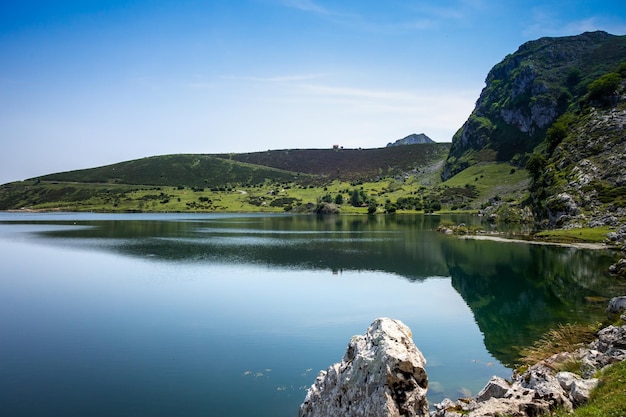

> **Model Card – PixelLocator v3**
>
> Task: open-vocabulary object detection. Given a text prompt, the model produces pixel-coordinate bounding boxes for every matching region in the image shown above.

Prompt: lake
[0,212,622,417]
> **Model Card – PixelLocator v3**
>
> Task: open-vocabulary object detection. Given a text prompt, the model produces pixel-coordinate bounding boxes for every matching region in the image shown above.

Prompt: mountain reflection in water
[18,212,622,365]
[0,212,623,417]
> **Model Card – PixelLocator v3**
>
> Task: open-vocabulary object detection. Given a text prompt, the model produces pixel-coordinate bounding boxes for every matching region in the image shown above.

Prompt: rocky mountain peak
[387,133,434,147]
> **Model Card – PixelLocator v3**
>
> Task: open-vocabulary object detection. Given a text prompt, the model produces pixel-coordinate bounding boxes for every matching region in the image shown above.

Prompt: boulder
[556,372,598,405]
[571,378,599,405]
[607,295,626,315]
[474,376,510,402]
[299,318,429,417]
[608,260,626,277]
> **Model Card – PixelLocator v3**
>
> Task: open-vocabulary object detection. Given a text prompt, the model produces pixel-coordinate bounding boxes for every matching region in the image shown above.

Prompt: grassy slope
[0,176,444,213]
[35,154,315,188]
[441,163,530,205]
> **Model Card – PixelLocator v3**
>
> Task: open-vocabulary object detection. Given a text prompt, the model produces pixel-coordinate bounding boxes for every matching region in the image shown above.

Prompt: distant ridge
[386,133,434,147]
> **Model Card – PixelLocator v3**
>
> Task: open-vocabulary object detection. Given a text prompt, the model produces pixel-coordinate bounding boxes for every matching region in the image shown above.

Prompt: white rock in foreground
[299,318,429,417]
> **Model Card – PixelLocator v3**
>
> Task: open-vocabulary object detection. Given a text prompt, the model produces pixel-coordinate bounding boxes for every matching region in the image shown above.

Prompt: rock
[607,295,626,314]
[591,324,626,355]
[475,376,510,402]
[556,371,579,391]
[608,259,626,277]
[571,378,599,405]
[589,214,619,227]
[299,318,428,417]
[556,372,598,405]
[520,364,573,411]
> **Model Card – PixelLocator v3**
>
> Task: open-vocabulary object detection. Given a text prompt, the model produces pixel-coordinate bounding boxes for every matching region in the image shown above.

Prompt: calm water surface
[0,212,622,417]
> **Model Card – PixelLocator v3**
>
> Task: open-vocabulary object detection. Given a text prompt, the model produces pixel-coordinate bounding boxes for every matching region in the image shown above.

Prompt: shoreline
[458,234,611,250]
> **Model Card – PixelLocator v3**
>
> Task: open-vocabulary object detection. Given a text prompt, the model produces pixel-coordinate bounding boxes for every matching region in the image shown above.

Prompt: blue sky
[1,1,625,184]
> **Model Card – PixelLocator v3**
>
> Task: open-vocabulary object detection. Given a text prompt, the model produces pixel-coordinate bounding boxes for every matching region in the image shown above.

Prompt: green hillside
[35,154,313,188]
[0,143,453,213]
[443,31,626,180]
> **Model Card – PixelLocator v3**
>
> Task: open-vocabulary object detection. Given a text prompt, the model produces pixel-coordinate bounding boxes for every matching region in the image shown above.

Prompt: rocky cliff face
[299,318,429,417]
[443,31,626,181]
[539,102,626,232]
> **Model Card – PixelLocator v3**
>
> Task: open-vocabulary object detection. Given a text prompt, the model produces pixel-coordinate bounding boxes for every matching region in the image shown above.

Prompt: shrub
[587,72,621,102]
[545,113,574,154]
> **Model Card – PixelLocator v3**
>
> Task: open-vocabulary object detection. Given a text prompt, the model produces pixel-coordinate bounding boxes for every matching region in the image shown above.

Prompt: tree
[526,152,547,183]
[334,194,344,205]
[350,189,362,207]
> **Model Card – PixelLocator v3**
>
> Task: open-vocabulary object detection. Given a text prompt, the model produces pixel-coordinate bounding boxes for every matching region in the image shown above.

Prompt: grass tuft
[519,323,599,366]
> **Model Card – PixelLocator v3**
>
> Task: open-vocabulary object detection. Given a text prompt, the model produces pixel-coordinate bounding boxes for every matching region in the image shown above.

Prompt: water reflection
[3,212,622,367]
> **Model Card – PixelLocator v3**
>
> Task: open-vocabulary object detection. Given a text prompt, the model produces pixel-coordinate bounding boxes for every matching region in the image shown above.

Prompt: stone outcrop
[387,133,435,147]
[299,318,429,417]
[431,323,626,417]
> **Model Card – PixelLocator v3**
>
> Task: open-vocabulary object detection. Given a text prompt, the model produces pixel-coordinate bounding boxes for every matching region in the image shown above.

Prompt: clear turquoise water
[0,212,621,416]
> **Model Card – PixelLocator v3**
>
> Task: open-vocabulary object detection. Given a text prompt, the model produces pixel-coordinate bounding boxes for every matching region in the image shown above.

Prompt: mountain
[386,133,434,147]
[442,31,626,181]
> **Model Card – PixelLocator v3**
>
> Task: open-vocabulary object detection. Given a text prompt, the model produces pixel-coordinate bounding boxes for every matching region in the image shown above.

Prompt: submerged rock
[299,317,429,417]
